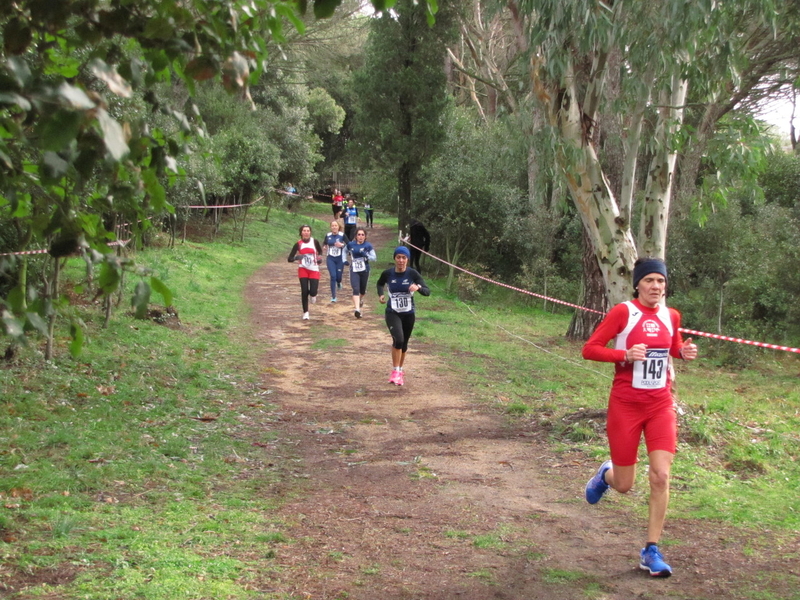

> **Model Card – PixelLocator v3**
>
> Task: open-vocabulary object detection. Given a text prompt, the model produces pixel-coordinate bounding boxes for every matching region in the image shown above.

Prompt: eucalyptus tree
[519,0,800,307]
[353,0,458,235]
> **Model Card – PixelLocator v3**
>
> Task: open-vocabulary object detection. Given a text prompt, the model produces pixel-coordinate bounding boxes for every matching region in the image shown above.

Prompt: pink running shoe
[395,371,405,386]
[389,369,400,384]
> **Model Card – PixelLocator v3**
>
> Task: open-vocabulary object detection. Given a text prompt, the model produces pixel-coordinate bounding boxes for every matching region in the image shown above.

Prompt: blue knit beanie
[394,246,411,258]
[633,258,668,290]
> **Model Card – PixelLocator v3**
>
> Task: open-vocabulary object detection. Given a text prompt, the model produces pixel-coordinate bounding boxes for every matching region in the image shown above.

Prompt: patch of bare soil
[244,218,794,600]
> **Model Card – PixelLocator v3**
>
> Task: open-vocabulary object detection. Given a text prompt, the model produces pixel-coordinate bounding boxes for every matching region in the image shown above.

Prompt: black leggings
[350,269,370,296]
[410,248,423,272]
[385,311,415,352]
[299,277,319,312]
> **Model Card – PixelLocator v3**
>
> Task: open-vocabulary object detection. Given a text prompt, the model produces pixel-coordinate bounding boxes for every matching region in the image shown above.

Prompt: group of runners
[289,213,700,577]
[287,222,429,387]
[331,189,373,230]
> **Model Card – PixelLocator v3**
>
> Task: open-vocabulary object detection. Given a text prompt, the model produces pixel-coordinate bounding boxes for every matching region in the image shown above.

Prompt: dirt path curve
[243,218,780,600]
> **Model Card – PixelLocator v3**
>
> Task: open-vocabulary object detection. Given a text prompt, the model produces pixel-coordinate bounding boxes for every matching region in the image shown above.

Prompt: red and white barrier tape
[402,238,800,355]
[185,196,264,209]
[0,249,49,257]
[401,238,604,315]
[2,196,266,256]
[1,239,130,258]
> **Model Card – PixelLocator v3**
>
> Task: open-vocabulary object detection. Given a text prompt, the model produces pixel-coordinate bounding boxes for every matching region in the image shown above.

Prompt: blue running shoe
[585,460,612,504]
[639,545,672,577]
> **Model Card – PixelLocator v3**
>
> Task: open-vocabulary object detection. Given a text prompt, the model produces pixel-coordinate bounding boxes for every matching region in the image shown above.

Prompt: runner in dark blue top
[322,220,349,303]
[342,198,359,241]
[344,228,377,319]
[376,246,430,386]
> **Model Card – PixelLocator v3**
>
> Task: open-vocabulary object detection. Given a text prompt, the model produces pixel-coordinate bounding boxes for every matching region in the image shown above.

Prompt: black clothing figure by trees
[409,219,430,273]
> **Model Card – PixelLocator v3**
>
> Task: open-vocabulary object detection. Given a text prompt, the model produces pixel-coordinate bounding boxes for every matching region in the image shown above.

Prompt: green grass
[0,207,319,599]
[2,203,800,598]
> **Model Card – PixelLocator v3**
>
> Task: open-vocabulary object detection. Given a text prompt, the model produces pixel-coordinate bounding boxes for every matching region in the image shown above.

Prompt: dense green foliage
[0,0,378,351]
[669,151,800,363]
[413,107,582,301]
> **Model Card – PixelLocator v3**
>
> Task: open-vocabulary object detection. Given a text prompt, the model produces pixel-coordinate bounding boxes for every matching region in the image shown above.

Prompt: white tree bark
[638,73,689,258]
[534,58,638,305]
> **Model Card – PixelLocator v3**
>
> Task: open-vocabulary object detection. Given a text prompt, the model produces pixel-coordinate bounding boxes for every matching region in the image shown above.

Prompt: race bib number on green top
[632,348,668,389]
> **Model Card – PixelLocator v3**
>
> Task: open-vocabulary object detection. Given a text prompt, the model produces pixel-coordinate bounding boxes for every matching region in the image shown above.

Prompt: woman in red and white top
[582,257,697,578]
[287,224,323,321]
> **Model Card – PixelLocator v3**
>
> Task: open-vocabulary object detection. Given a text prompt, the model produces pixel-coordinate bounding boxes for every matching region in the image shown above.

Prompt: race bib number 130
[632,348,668,389]
[390,292,412,313]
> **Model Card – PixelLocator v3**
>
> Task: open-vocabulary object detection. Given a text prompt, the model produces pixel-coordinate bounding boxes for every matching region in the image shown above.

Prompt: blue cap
[394,246,411,258]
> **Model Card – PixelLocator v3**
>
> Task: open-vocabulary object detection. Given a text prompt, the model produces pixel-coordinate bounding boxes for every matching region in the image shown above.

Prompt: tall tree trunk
[398,162,412,238]
[639,75,689,258]
[567,228,609,340]
[45,258,61,361]
[534,58,637,306]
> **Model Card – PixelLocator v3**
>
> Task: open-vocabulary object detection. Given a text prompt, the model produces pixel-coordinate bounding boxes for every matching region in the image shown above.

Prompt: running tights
[299,277,319,312]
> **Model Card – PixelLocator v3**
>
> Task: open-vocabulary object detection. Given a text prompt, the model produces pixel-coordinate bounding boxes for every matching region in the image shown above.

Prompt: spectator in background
[408,219,431,274]
[363,197,374,228]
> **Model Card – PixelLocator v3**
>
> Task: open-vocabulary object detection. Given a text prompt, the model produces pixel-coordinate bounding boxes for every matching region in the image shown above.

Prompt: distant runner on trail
[287,224,323,321]
[582,257,698,578]
[342,197,359,241]
[332,189,344,219]
[323,220,349,303]
[344,228,376,319]
[377,246,430,387]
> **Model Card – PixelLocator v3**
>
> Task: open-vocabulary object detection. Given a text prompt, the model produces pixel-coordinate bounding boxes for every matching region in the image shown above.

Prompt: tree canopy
[353,0,457,234]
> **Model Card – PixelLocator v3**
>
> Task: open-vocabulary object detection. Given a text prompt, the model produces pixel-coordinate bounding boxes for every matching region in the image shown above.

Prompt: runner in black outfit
[376,246,430,386]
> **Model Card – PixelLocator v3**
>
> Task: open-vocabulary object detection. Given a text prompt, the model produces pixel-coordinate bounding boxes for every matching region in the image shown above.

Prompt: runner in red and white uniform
[287,224,323,321]
[582,257,698,578]
[332,190,344,219]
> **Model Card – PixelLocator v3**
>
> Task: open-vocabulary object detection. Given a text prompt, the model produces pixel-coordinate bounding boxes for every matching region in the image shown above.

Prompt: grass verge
[2,204,799,598]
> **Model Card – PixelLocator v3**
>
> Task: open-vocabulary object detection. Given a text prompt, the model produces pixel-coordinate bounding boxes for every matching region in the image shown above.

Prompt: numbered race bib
[352,257,366,272]
[301,254,316,268]
[328,246,342,257]
[346,215,356,224]
[632,348,668,389]
[389,292,412,313]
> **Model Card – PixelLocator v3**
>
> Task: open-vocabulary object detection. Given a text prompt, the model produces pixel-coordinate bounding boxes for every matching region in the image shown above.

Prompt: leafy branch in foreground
[0,0,436,352]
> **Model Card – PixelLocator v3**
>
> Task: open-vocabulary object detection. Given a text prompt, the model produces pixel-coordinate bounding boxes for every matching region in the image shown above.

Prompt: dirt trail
[243,219,788,600]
